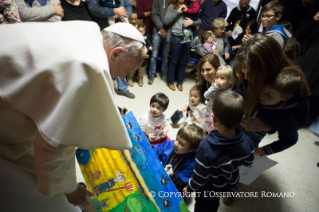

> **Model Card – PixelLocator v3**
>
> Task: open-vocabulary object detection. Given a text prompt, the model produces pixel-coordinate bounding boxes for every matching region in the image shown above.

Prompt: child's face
[215,72,228,91]
[259,86,288,106]
[201,62,217,83]
[138,27,145,36]
[150,102,165,118]
[206,36,213,44]
[189,90,201,107]
[174,136,192,154]
[245,26,251,35]
[261,10,281,30]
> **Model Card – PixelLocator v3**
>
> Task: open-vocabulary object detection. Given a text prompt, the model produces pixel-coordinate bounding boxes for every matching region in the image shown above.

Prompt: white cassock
[0,21,132,211]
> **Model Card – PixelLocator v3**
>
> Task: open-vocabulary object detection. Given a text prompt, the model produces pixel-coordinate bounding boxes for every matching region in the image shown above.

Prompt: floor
[76,66,319,212]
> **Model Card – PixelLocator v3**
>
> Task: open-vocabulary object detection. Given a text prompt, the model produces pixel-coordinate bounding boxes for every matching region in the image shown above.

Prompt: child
[179,85,207,127]
[260,0,291,48]
[183,92,254,211]
[201,31,218,54]
[138,93,170,145]
[202,65,233,133]
[181,0,201,45]
[246,66,309,156]
[137,24,152,57]
[153,124,205,192]
[232,20,258,50]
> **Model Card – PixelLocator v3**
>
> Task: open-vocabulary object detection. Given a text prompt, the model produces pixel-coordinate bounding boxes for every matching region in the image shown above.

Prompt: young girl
[232,20,258,50]
[202,65,233,132]
[138,93,170,145]
[201,31,218,54]
[179,85,207,127]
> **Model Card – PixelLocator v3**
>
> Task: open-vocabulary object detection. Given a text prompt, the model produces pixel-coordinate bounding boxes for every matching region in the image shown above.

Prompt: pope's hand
[65,184,94,206]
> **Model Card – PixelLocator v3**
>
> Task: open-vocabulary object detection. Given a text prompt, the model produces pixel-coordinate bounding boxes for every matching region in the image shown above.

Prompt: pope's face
[110,52,144,79]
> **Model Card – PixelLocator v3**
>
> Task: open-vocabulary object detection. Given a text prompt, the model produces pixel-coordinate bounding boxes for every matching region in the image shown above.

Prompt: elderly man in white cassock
[0,21,146,211]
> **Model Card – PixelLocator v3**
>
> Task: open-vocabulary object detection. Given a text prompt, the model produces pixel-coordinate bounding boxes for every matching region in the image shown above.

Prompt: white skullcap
[104,23,145,45]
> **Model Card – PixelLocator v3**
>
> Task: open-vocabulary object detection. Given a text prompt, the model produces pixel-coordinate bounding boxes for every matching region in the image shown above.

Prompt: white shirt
[138,111,168,141]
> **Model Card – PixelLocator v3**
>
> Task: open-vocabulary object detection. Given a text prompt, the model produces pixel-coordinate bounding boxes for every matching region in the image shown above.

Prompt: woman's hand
[65,184,94,206]
[160,28,168,38]
[254,147,266,157]
[242,34,254,43]
[178,5,187,13]
[53,1,64,17]
[314,11,319,21]
[225,53,230,60]
[183,17,193,27]
[242,118,271,132]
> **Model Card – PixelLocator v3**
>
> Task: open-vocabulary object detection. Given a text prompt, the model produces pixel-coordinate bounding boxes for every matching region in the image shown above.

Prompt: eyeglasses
[261,14,276,19]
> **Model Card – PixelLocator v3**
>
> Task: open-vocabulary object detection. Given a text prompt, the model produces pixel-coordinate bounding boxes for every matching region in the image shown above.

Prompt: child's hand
[215,79,226,90]
[148,134,156,142]
[225,53,230,60]
[160,131,167,138]
[213,51,219,57]
[183,187,190,197]
[149,46,152,51]
[188,110,193,117]
[254,147,266,157]
[164,164,174,176]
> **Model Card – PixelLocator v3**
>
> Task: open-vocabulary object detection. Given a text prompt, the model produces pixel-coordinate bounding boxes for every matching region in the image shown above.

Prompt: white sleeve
[138,115,148,132]
[34,132,77,196]
[0,22,131,150]
[204,83,220,99]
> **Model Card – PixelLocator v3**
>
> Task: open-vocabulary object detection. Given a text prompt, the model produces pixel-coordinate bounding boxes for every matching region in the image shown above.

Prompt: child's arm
[203,43,214,53]
[179,104,188,113]
[160,127,169,139]
[186,147,211,193]
[204,83,219,99]
[185,1,201,14]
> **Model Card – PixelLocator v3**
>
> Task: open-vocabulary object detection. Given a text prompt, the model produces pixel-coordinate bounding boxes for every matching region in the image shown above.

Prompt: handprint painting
[76,112,188,212]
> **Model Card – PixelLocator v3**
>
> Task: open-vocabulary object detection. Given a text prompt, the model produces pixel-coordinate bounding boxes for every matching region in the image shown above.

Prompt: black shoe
[190,68,197,74]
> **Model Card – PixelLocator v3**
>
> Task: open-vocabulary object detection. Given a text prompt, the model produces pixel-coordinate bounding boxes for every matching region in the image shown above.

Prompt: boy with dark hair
[154,124,205,192]
[138,93,170,145]
[261,0,291,48]
[251,66,308,156]
[183,92,254,212]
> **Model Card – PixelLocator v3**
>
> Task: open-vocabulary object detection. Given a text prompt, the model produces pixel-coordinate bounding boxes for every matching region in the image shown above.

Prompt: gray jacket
[265,26,292,48]
[151,0,169,31]
[15,0,61,22]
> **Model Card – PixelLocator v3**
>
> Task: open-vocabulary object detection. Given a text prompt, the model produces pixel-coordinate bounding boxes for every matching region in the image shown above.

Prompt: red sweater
[186,0,201,14]
[136,0,154,34]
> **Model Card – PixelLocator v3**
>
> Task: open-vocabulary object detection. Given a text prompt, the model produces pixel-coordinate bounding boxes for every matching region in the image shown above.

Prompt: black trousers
[194,187,220,212]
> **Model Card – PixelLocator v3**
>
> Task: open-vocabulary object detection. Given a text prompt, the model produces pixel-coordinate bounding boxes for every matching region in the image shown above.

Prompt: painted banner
[76,112,188,212]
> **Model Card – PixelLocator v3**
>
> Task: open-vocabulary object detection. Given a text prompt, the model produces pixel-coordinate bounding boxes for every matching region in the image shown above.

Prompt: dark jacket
[254,101,299,155]
[187,129,254,192]
[199,0,227,30]
[226,5,256,45]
